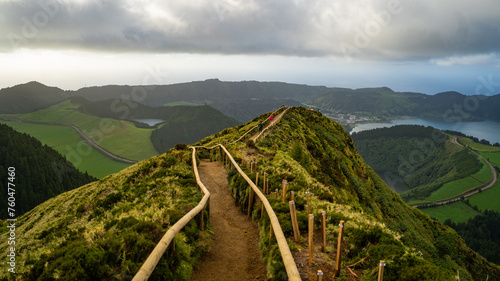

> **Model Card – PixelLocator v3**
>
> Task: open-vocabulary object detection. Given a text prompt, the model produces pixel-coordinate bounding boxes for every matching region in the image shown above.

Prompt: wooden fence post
[290,191,295,201]
[269,223,274,245]
[289,201,300,242]
[201,207,205,231]
[333,220,345,278]
[263,172,267,193]
[275,188,279,199]
[317,270,323,281]
[308,214,314,267]
[306,189,311,215]
[266,178,270,195]
[255,172,259,189]
[282,180,288,203]
[247,186,254,217]
[378,260,386,281]
[320,210,326,252]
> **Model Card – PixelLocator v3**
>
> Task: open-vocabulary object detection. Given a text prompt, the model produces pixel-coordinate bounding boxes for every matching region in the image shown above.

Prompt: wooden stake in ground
[333,220,345,278]
[289,201,300,242]
[247,184,255,217]
[263,172,267,193]
[290,191,295,201]
[308,214,314,267]
[282,180,288,203]
[306,189,311,215]
[320,210,326,252]
[275,188,279,199]
[317,270,323,281]
[378,260,386,281]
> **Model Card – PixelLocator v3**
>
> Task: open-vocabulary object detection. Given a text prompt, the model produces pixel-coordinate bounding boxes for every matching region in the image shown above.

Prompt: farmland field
[459,137,500,152]
[0,120,131,178]
[469,180,500,212]
[425,158,491,202]
[421,201,481,223]
[480,151,500,167]
[16,100,158,160]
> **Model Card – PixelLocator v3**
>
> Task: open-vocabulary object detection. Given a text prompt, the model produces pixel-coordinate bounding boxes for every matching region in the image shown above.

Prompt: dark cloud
[1,0,499,62]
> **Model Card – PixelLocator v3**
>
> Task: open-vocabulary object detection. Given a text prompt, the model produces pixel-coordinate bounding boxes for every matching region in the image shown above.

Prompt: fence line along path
[190,159,266,281]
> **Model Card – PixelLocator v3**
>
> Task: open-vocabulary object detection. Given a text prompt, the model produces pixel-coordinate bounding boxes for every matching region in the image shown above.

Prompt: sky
[1,0,499,95]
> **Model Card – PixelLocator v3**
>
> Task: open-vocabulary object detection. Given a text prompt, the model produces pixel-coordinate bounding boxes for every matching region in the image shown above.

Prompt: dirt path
[250,107,289,142]
[190,160,267,281]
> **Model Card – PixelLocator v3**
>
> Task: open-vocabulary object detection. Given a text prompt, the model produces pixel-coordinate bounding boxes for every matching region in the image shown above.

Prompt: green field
[425,158,491,202]
[469,180,500,212]
[480,152,500,167]
[459,137,500,152]
[0,120,131,178]
[15,100,158,161]
[421,201,481,223]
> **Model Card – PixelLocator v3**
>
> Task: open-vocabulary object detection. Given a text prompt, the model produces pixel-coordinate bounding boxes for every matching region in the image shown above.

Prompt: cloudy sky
[1,0,499,94]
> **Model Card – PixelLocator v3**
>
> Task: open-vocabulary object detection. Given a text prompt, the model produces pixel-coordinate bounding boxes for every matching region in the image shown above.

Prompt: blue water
[351,118,500,144]
[133,119,164,126]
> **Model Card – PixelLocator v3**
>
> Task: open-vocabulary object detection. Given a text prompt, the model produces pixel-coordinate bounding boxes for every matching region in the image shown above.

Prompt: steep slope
[0,124,96,218]
[351,125,481,197]
[197,107,499,280]
[0,82,69,114]
[0,147,209,280]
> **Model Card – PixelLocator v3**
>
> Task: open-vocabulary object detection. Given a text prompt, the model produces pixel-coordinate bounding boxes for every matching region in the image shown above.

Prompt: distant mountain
[73,79,330,121]
[0,81,69,114]
[314,88,500,121]
[0,123,96,219]
[4,81,500,122]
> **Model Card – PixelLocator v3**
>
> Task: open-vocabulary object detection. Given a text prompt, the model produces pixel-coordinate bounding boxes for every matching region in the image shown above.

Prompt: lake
[133,119,165,126]
[351,118,500,144]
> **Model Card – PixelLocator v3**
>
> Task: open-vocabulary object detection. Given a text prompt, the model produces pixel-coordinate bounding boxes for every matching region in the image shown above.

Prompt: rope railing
[132,147,210,281]
[229,106,287,145]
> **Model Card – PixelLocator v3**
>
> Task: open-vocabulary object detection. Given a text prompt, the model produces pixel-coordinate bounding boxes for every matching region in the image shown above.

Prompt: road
[412,136,497,208]
[0,116,138,164]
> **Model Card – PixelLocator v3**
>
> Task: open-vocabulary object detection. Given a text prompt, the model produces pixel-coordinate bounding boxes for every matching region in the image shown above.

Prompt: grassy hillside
[0,82,69,114]
[196,107,499,280]
[0,124,96,218]
[0,121,130,178]
[351,125,481,200]
[0,147,210,280]
[78,99,241,153]
[16,100,158,161]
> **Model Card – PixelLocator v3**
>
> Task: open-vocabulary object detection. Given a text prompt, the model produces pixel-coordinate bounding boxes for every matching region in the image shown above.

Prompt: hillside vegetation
[196,108,499,280]
[351,125,481,201]
[0,124,96,218]
[0,82,68,114]
[0,147,209,280]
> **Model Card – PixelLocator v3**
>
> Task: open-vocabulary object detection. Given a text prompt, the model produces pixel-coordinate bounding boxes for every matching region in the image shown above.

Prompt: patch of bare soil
[190,160,267,281]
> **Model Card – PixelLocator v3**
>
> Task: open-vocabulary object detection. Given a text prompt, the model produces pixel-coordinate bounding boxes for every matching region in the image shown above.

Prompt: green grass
[459,137,500,152]
[421,201,481,223]
[16,100,159,161]
[0,120,131,178]
[425,158,491,202]
[480,152,500,167]
[469,180,500,212]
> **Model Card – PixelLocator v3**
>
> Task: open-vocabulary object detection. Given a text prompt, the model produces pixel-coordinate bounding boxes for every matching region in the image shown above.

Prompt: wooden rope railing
[252,106,290,142]
[215,144,302,281]
[228,106,287,145]
[132,147,210,281]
